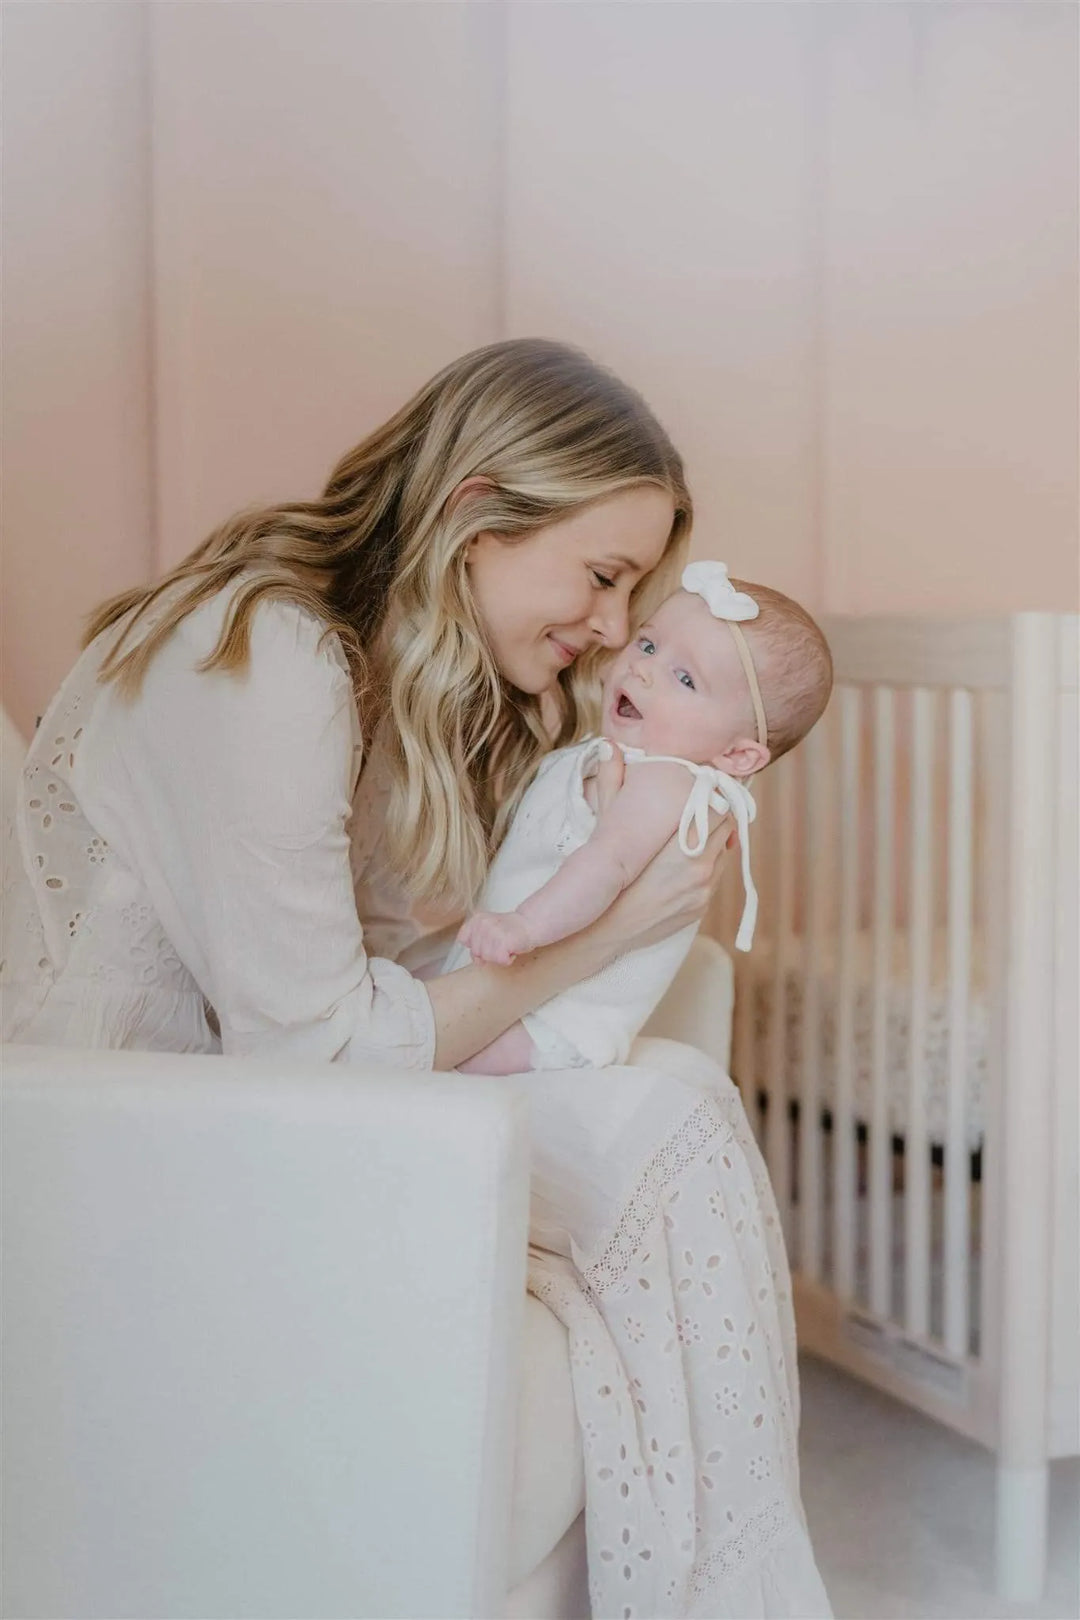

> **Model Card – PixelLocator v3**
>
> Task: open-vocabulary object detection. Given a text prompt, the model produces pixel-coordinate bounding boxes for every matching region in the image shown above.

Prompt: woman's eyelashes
[592,569,616,590]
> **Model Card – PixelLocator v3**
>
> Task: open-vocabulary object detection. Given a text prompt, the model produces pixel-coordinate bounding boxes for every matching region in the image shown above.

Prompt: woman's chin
[504,665,551,697]
[520,645,580,693]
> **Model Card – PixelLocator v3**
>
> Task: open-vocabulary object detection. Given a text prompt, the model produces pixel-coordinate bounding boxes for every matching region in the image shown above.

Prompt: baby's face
[601,591,755,766]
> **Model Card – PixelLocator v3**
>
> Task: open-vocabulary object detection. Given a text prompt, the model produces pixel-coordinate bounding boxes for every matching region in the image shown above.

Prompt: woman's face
[465,486,676,693]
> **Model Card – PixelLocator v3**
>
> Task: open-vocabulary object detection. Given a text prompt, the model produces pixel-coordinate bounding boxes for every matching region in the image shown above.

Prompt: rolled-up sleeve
[85,594,436,1068]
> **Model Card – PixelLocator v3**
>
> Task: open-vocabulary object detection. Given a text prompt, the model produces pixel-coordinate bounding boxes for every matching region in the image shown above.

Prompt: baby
[444,560,833,1074]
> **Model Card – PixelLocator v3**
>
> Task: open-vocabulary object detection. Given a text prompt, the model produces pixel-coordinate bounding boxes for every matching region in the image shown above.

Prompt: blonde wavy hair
[86,338,692,910]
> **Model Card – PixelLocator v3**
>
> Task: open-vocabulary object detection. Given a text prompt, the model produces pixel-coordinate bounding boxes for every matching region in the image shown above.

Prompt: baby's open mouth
[616,691,642,720]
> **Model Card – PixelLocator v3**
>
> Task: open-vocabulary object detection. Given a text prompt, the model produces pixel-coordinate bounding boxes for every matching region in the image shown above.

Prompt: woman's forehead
[569,486,674,562]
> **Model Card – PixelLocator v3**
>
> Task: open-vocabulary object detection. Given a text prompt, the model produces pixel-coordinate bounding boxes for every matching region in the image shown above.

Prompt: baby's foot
[457,910,535,966]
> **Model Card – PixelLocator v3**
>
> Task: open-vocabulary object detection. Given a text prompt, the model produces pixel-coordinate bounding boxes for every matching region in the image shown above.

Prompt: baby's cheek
[684,706,737,760]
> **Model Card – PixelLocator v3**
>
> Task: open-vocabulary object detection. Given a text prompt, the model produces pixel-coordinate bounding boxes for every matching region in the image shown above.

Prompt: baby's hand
[457,909,536,966]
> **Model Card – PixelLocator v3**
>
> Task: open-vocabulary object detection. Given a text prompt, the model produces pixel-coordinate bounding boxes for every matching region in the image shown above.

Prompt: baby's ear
[714,737,770,778]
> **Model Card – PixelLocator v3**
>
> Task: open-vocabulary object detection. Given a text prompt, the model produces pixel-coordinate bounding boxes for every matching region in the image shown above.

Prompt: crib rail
[713,613,1078,1487]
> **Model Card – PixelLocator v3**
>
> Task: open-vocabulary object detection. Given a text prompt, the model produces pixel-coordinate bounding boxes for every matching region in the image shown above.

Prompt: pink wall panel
[3,3,1076,743]
[504,3,823,609]
[503,2,1078,617]
[149,2,503,568]
[820,5,1079,614]
[1,3,154,737]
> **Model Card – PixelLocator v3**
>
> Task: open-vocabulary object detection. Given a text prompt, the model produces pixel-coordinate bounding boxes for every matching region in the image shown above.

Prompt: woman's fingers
[593,746,626,816]
[600,805,735,954]
[686,812,735,905]
[651,827,714,920]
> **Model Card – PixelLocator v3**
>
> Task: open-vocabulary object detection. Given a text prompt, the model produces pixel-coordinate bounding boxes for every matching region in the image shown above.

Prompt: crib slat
[723,778,755,1138]
[798,719,828,1282]
[766,754,798,1245]
[905,688,935,1337]
[943,688,974,1357]
[869,687,896,1319]
[997,617,1059,1598]
[736,765,769,1145]
[978,685,1009,1378]
[732,948,759,1140]
[833,686,861,1299]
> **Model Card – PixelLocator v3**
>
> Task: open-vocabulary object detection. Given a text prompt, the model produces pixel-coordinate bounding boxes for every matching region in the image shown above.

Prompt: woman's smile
[548,633,581,666]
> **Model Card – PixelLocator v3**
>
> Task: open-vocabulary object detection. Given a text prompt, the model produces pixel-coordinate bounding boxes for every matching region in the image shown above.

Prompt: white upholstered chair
[1,709,733,1618]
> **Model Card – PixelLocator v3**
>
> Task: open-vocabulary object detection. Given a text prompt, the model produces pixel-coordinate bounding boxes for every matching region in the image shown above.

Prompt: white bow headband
[681,560,768,747]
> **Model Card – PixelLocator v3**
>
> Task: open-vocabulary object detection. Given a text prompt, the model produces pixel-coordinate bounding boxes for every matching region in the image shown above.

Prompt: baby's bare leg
[455,1020,538,1076]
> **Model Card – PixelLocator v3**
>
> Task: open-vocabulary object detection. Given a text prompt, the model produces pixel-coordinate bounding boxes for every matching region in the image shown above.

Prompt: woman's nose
[589,594,630,649]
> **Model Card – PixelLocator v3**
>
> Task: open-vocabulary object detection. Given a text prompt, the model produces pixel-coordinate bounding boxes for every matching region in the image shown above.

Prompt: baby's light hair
[729,580,833,764]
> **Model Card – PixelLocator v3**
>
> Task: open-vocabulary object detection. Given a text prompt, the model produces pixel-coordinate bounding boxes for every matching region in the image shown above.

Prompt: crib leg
[995,1462,1048,1603]
[994,620,1058,1608]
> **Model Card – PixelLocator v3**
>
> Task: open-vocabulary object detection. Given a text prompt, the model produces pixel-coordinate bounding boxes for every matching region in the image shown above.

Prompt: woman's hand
[592,742,626,815]
[588,811,734,962]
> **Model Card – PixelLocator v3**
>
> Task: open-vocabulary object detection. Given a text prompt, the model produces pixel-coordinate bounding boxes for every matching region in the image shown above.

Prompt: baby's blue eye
[677,671,696,690]
[638,637,655,654]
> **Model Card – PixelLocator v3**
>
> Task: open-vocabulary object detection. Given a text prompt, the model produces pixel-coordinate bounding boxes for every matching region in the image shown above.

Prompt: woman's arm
[426,934,610,1071]
[97,598,437,1068]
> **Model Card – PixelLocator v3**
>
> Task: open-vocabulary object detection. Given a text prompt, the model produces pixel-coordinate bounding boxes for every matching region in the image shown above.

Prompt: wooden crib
[712,611,1079,1602]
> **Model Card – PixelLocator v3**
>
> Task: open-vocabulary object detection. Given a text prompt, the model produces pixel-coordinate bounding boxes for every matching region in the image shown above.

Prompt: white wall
[3,1,1077,735]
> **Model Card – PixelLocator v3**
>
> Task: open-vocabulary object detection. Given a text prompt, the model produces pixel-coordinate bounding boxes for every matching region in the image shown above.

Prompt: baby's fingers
[457,917,490,958]
[465,915,518,967]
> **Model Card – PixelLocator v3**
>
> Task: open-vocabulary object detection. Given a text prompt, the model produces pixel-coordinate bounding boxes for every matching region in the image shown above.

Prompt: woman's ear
[714,737,771,778]
[446,475,496,521]
[447,476,497,560]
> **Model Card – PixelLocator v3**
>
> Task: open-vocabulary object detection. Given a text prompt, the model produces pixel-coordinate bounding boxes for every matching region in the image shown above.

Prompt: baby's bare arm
[434,803,733,1066]
[513,761,691,947]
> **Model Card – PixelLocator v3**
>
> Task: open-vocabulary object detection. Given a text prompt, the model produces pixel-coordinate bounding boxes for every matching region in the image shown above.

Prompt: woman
[2,339,829,1616]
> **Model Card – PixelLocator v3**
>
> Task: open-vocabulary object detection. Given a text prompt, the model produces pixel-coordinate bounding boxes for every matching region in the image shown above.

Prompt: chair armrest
[2,1044,529,1620]
[640,933,734,1070]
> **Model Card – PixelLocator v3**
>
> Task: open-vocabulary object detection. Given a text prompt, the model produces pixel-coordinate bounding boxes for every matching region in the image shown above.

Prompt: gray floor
[799,1356,1080,1620]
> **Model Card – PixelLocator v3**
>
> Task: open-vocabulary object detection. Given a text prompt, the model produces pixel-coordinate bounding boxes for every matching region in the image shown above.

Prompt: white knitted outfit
[442,736,757,1070]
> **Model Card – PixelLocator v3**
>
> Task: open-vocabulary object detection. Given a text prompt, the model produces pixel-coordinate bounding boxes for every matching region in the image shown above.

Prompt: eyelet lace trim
[583,1097,729,1296]
[686,1494,791,1605]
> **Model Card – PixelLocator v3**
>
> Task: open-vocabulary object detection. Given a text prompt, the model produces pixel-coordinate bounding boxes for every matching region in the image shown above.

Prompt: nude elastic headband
[680,560,768,747]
